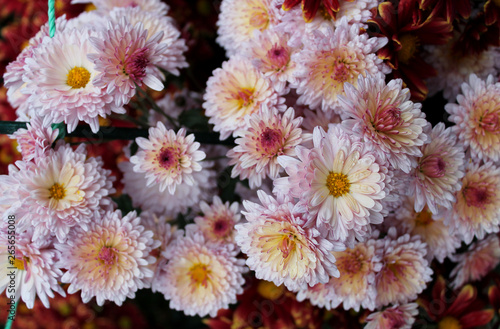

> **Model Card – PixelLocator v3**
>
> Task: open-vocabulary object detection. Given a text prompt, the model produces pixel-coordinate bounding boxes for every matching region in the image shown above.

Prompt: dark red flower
[419,0,471,22]
[282,0,354,22]
[485,0,500,27]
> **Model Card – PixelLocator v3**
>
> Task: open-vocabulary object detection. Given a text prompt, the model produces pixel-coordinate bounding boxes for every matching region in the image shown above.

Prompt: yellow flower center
[415,210,433,227]
[326,172,350,197]
[257,280,284,300]
[248,6,269,30]
[13,257,26,270]
[49,183,66,200]
[397,34,420,64]
[236,88,255,108]
[67,67,91,89]
[189,263,210,287]
[438,316,462,329]
[277,232,298,259]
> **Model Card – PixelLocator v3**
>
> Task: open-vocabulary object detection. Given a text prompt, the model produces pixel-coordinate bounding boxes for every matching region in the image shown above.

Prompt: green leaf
[178,108,209,131]
[51,122,67,140]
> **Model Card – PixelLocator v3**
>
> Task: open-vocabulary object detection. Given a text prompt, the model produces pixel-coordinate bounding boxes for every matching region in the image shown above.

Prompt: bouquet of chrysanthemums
[1,0,500,328]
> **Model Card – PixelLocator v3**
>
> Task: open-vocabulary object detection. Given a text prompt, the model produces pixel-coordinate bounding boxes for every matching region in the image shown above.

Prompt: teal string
[48,0,56,37]
[5,301,18,329]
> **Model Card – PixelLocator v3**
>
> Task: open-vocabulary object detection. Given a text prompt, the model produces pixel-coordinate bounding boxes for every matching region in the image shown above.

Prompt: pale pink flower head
[203,57,285,140]
[445,161,500,244]
[450,234,500,289]
[88,18,167,107]
[216,0,281,57]
[194,196,241,245]
[10,115,58,161]
[339,75,429,173]
[154,226,246,317]
[235,191,344,291]
[374,229,433,308]
[130,122,206,194]
[365,303,419,329]
[227,106,303,188]
[56,210,157,306]
[22,28,124,133]
[409,122,465,213]
[300,109,341,147]
[291,18,389,112]
[71,0,170,16]
[445,74,500,163]
[0,226,65,309]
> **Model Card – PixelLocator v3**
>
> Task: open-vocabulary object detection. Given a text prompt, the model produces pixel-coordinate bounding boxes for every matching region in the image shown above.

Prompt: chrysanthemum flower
[194,196,241,245]
[203,57,284,140]
[365,303,419,329]
[291,18,389,112]
[130,123,205,194]
[227,106,302,188]
[22,28,124,133]
[88,18,167,107]
[339,75,429,173]
[445,161,500,244]
[394,197,461,263]
[235,191,343,291]
[216,0,281,56]
[11,143,115,242]
[71,0,169,16]
[445,74,500,162]
[409,123,465,213]
[10,115,59,161]
[0,226,65,308]
[154,226,246,317]
[56,210,157,306]
[374,229,432,308]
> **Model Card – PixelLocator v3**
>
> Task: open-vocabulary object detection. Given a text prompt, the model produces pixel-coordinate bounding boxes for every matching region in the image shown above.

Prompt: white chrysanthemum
[154,226,246,317]
[130,123,205,194]
[227,106,303,188]
[235,191,343,291]
[203,57,285,140]
[88,19,167,107]
[291,18,389,112]
[394,197,461,263]
[425,41,498,102]
[56,210,156,306]
[374,229,433,308]
[10,115,58,161]
[22,28,124,133]
[10,143,114,242]
[108,7,188,75]
[445,74,500,163]
[194,196,241,245]
[445,161,500,244]
[409,123,465,213]
[119,160,216,217]
[450,234,500,289]
[71,0,169,16]
[334,0,378,26]
[278,126,386,243]
[216,0,281,56]
[339,75,429,173]
[300,109,341,147]
[0,226,65,308]
[365,303,419,329]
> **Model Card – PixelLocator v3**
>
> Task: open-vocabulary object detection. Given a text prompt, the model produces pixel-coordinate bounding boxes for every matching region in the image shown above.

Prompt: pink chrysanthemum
[10,143,114,242]
[108,7,188,75]
[56,210,157,306]
[203,57,285,140]
[22,28,124,133]
[71,0,169,16]
[445,161,500,244]
[450,234,500,289]
[0,226,65,308]
[409,123,465,213]
[374,229,433,308]
[394,197,461,263]
[291,18,389,112]
[154,226,246,317]
[235,191,343,291]
[227,106,303,188]
[339,75,429,173]
[365,303,419,329]
[130,123,205,194]
[445,74,500,162]
[88,18,167,107]
[216,0,281,57]
[277,126,386,243]
[194,196,241,245]
[10,115,58,161]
